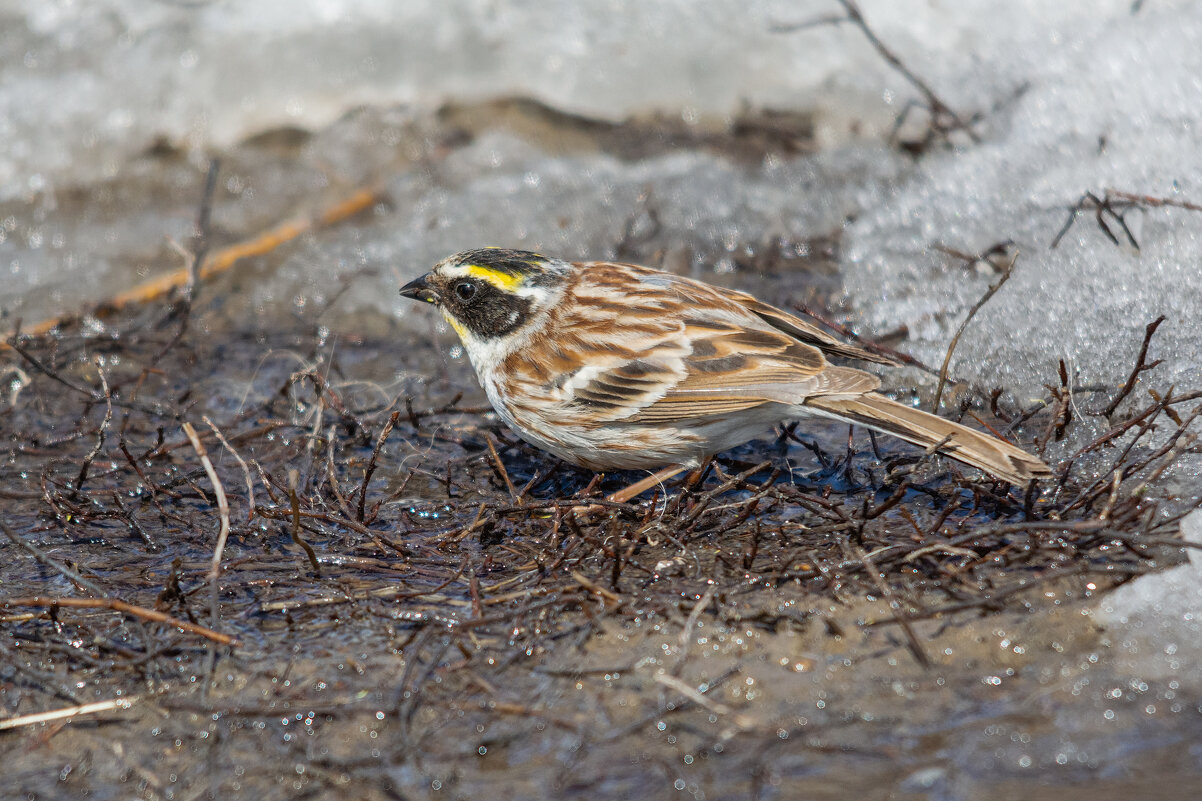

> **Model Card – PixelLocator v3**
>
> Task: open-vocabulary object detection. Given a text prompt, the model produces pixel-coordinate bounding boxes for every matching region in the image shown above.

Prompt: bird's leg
[605,464,688,504]
[680,456,714,492]
[842,424,857,483]
[568,465,688,517]
[576,471,604,497]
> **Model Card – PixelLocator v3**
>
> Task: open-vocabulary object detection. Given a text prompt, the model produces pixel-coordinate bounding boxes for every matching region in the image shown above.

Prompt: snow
[0,0,1163,198]
[1095,510,1202,685]
[840,3,1202,406]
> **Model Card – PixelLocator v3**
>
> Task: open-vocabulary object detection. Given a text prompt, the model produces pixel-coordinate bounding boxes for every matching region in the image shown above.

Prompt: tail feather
[804,393,1052,485]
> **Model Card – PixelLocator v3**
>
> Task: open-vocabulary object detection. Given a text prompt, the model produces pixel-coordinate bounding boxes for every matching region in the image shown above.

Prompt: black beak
[399,273,439,304]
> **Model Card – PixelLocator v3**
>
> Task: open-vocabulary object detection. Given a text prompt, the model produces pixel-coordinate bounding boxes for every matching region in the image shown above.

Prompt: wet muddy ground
[3,105,1202,800]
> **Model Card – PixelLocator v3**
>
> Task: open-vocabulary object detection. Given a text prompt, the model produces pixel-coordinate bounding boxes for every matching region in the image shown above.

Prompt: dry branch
[0,596,238,646]
[2,185,379,346]
[932,252,1016,411]
[0,698,137,732]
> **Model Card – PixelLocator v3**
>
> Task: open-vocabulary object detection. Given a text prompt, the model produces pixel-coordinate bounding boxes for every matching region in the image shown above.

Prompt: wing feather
[506,261,885,428]
[719,287,900,365]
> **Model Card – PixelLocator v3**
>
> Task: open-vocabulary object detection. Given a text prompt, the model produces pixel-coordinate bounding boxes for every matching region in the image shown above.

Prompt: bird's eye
[453,281,477,302]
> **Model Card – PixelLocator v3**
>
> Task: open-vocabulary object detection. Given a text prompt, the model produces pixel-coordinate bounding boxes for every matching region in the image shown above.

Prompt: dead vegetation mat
[1,289,1199,798]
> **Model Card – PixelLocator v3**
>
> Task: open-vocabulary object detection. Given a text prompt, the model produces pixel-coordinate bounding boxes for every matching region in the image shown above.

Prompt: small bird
[400,248,1051,494]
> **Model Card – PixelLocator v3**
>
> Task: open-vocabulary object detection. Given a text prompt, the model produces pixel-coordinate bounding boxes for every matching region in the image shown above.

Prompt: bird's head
[400,248,568,342]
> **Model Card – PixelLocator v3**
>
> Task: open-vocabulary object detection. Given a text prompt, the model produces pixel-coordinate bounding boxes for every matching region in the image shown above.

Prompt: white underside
[484,382,807,470]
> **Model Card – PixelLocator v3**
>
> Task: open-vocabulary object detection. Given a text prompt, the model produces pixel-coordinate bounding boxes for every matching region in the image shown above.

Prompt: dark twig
[932,252,1016,411]
[773,0,979,145]
[110,490,159,551]
[1,521,107,597]
[1049,188,1202,251]
[1107,189,1202,213]
[5,339,180,419]
[1050,190,1140,250]
[1101,316,1165,418]
[190,159,221,295]
[151,158,221,362]
[74,358,113,496]
[931,240,1014,275]
[358,411,399,522]
[0,596,238,646]
[288,469,321,573]
[854,544,930,669]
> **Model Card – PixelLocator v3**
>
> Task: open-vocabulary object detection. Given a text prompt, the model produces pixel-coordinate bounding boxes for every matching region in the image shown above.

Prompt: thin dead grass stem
[1,184,379,346]
[1,521,107,597]
[932,253,1015,412]
[0,596,238,646]
[359,410,400,522]
[204,414,255,522]
[288,468,322,573]
[0,698,137,732]
[183,421,231,631]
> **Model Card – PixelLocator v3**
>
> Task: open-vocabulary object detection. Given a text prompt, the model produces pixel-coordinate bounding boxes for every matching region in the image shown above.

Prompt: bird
[400,248,1051,498]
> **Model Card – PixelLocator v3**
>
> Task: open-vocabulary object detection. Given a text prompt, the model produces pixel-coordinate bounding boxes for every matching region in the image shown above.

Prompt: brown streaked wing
[580,260,894,365]
[620,323,830,422]
[624,397,775,424]
[557,260,879,426]
[547,265,692,423]
[569,361,676,411]
[669,323,827,389]
[719,287,900,365]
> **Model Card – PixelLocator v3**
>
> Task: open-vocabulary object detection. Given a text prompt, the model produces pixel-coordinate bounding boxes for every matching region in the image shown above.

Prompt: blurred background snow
[0,0,1150,194]
[1,0,1199,404]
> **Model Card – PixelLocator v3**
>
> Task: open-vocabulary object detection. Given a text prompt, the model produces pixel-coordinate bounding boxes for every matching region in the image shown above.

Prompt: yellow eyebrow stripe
[464,265,524,291]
